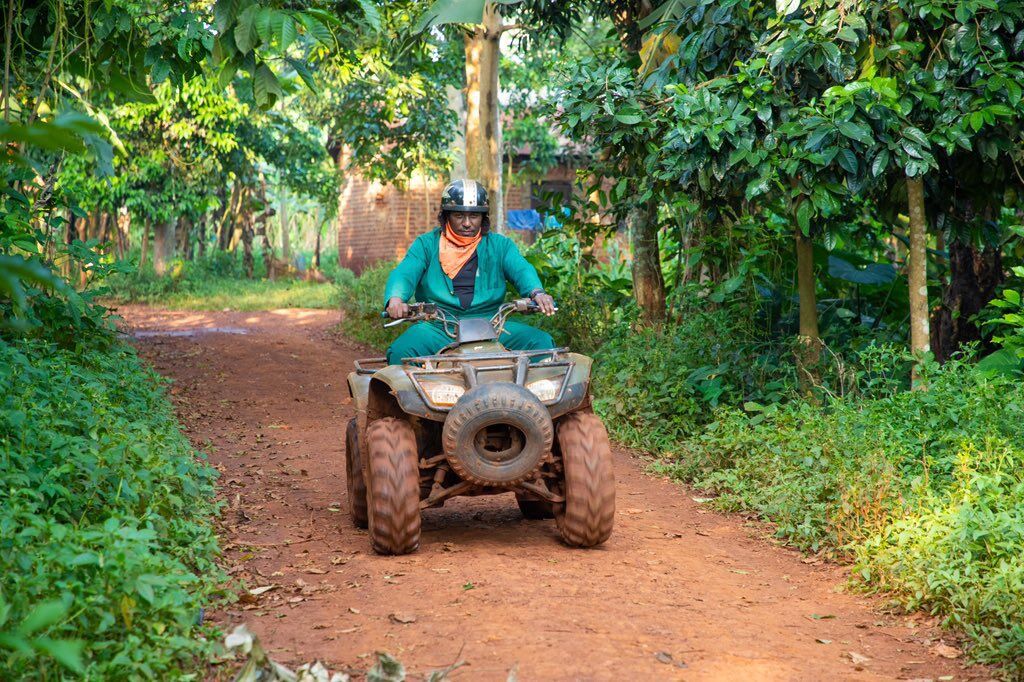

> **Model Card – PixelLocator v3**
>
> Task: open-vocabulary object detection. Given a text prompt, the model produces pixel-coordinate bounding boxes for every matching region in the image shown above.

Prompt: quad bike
[345,299,615,555]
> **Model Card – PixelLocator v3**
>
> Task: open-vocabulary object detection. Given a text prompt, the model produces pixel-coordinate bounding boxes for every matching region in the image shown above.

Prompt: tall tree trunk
[279,188,290,261]
[139,218,150,270]
[178,215,193,261]
[152,219,175,276]
[219,183,242,250]
[464,3,504,232]
[795,229,821,394]
[63,213,75,277]
[906,175,930,388]
[314,219,322,270]
[930,240,1003,362]
[197,215,207,258]
[629,202,665,324]
[242,215,254,278]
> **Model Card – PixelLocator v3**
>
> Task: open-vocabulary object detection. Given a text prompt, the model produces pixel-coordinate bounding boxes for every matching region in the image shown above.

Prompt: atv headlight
[422,381,466,406]
[526,378,560,402]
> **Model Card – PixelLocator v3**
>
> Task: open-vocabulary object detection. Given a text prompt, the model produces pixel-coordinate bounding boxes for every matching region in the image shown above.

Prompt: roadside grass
[0,335,225,678]
[103,253,345,311]
[107,276,340,310]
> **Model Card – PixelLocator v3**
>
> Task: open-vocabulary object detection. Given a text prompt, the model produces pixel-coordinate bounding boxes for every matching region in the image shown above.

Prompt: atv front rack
[404,348,574,410]
[354,357,387,375]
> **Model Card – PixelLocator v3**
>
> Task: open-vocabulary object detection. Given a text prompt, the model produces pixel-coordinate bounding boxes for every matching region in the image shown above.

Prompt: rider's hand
[386,297,410,320]
[533,292,556,316]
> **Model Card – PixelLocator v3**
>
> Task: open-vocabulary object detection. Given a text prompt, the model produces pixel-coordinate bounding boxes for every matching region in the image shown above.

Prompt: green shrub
[0,337,224,678]
[641,357,1024,668]
[337,260,401,350]
[853,440,1024,675]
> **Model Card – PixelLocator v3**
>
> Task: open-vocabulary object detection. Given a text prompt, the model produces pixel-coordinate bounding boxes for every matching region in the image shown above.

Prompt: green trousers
[386,320,554,364]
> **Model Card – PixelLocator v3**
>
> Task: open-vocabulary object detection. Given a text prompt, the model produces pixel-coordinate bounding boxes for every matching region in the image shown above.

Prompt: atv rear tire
[365,417,421,555]
[554,412,615,547]
[516,495,554,520]
[345,418,368,528]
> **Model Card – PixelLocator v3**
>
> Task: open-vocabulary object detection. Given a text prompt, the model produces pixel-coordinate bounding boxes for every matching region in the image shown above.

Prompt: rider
[383,179,557,364]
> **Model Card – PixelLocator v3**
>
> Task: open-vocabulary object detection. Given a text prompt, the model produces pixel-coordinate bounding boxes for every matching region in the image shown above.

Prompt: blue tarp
[508,209,542,231]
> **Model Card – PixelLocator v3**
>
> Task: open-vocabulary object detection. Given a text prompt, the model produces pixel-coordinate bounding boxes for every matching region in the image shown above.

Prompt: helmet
[440,179,489,213]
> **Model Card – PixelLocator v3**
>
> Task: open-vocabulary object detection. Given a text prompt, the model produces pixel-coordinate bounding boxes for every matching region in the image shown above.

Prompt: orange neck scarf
[439,221,481,279]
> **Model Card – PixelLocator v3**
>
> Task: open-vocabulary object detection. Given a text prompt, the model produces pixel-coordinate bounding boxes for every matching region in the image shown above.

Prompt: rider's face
[448,211,483,237]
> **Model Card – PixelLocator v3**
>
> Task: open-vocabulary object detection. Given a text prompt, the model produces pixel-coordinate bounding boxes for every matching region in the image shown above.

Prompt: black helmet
[440,179,489,213]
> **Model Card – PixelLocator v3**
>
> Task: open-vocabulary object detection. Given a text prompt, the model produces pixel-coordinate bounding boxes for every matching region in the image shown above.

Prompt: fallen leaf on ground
[931,643,962,659]
[248,585,278,596]
[846,651,870,665]
[389,612,417,624]
[654,652,687,669]
[348,607,360,614]
[816,638,832,645]
[305,568,327,574]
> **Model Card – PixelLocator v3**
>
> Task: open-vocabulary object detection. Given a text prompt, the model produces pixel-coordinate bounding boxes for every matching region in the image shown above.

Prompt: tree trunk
[139,218,150,270]
[178,215,193,261]
[219,183,242,250]
[152,219,175,276]
[314,220,322,270]
[463,4,504,232]
[242,215,254,278]
[795,229,821,394]
[629,202,665,324]
[906,175,930,388]
[930,239,1003,362]
[197,215,206,258]
[279,187,290,261]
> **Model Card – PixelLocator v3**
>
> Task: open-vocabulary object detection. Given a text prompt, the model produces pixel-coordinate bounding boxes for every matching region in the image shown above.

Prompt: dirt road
[121,306,986,681]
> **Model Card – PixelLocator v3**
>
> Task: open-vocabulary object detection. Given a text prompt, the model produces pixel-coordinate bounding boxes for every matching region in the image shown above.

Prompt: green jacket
[383,228,543,318]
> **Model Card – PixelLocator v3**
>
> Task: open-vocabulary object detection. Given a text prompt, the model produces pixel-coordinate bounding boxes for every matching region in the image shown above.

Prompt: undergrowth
[104,251,345,310]
[0,336,225,678]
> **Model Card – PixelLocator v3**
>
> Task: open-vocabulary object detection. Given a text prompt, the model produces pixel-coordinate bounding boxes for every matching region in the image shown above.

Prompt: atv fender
[365,365,448,422]
[546,353,593,419]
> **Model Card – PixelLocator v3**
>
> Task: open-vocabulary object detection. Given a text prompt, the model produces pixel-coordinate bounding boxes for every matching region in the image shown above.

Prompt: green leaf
[279,15,297,50]
[828,256,896,285]
[254,8,274,44]
[285,57,317,92]
[299,14,334,47]
[614,112,643,125]
[19,601,67,636]
[976,348,1024,377]
[414,0,485,32]
[903,126,930,147]
[836,148,858,173]
[253,63,283,109]
[213,0,239,32]
[356,0,382,31]
[234,5,258,54]
[969,111,985,132]
[837,121,872,144]
[871,148,890,177]
[33,638,85,674]
[836,26,859,42]
[150,58,170,84]
[796,200,812,235]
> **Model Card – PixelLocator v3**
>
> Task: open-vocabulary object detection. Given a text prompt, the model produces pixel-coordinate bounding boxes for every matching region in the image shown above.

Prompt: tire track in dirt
[120,306,988,681]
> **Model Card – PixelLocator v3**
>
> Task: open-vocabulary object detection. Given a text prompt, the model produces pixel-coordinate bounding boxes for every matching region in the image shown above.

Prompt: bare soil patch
[119,305,988,681]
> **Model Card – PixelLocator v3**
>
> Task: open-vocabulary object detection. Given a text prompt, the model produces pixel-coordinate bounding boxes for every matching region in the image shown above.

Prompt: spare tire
[442,383,553,486]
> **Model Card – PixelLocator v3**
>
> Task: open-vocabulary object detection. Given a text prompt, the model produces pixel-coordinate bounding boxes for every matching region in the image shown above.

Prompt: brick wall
[337,169,568,274]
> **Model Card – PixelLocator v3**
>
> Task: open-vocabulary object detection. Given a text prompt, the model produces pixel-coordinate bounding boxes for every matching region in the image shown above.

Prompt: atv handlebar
[381,298,556,336]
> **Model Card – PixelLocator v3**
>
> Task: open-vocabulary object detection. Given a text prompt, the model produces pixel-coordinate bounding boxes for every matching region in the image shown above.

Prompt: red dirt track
[120,306,988,681]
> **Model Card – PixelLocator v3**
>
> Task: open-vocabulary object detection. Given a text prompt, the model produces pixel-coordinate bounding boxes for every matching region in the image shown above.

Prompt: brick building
[336,163,576,274]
